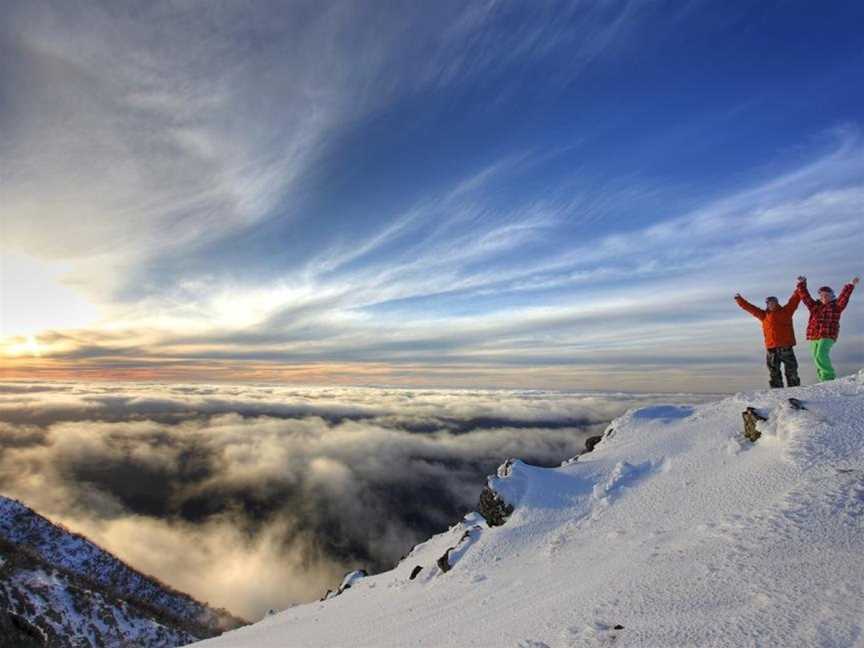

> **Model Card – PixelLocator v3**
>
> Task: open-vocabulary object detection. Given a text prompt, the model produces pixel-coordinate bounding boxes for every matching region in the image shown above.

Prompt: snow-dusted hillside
[0,496,245,647]
[0,537,198,647]
[195,372,864,648]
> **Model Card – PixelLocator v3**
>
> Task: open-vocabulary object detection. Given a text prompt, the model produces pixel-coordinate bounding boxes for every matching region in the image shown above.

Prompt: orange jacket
[735,292,800,349]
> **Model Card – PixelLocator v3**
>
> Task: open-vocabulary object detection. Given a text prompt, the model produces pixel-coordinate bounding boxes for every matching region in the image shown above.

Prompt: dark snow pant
[766,346,799,388]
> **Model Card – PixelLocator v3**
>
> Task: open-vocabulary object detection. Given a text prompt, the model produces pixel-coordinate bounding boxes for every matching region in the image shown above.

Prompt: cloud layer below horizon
[0,380,717,618]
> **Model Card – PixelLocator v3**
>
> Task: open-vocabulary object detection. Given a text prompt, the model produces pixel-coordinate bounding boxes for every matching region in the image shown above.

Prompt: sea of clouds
[0,381,715,618]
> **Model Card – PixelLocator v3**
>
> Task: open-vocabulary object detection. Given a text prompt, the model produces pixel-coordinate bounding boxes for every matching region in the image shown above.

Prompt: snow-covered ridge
[0,536,201,647]
[196,371,864,647]
[0,495,245,645]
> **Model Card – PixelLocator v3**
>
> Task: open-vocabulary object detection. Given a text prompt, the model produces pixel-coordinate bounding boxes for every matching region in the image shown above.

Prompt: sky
[2,0,864,391]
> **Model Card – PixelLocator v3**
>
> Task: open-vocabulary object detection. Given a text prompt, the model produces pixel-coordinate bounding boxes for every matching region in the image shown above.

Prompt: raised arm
[796,276,816,310]
[836,277,859,312]
[734,294,765,320]
[784,289,801,312]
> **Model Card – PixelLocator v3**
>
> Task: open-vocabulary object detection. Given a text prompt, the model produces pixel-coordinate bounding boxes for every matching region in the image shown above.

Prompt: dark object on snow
[584,435,603,453]
[322,569,368,600]
[478,486,514,527]
[437,528,479,575]
[340,569,367,590]
[409,565,423,580]
[742,407,768,442]
[788,397,807,411]
[613,624,625,630]
[436,549,453,574]
[561,433,605,465]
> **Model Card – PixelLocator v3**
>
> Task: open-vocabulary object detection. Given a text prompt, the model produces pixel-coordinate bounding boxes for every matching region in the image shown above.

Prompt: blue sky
[1,0,863,390]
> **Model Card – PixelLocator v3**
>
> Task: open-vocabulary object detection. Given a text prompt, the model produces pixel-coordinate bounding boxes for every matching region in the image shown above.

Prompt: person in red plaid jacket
[797,275,859,381]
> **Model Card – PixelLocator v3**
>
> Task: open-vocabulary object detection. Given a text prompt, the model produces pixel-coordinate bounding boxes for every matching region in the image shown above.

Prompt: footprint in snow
[517,641,551,648]
[546,532,568,555]
[592,460,654,504]
[564,621,625,646]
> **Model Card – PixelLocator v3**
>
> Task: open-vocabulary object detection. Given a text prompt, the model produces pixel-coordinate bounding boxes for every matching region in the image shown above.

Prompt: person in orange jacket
[734,288,801,388]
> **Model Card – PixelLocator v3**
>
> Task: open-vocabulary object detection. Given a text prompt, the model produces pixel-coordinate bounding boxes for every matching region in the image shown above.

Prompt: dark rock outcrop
[742,407,768,442]
[478,486,514,527]
[321,569,368,601]
[584,435,603,453]
[436,527,481,575]
[561,430,610,467]
[338,569,367,592]
[409,566,423,580]
[436,550,453,574]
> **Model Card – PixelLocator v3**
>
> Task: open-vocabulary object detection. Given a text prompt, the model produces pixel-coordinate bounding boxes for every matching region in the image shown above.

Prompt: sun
[0,251,98,338]
[24,335,42,357]
[2,334,43,358]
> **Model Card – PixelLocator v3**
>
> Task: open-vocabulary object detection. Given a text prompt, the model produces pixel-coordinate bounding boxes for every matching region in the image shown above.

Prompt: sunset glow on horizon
[2,1,862,391]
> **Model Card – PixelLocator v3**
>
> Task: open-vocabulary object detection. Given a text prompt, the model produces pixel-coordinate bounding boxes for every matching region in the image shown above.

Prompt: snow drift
[195,372,864,647]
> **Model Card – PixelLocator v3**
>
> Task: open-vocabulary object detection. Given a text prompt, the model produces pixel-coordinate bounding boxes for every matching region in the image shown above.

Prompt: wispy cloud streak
[1,2,862,390]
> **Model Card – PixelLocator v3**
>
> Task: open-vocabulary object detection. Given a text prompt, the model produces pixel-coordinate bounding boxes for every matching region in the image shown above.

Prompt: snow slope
[0,496,245,646]
[195,373,864,648]
[0,545,199,647]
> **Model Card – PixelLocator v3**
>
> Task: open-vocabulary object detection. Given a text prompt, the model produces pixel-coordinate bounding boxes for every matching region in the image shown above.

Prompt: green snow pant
[810,338,836,382]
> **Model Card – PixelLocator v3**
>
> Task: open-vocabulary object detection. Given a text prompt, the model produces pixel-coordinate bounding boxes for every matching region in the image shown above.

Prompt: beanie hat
[818,286,834,295]
[765,296,779,303]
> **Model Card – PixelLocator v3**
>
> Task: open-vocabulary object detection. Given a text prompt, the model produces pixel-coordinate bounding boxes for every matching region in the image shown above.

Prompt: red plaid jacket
[797,281,855,341]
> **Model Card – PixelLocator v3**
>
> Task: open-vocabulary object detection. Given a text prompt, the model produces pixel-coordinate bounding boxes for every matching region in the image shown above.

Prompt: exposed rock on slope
[478,484,514,527]
[320,570,369,601]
